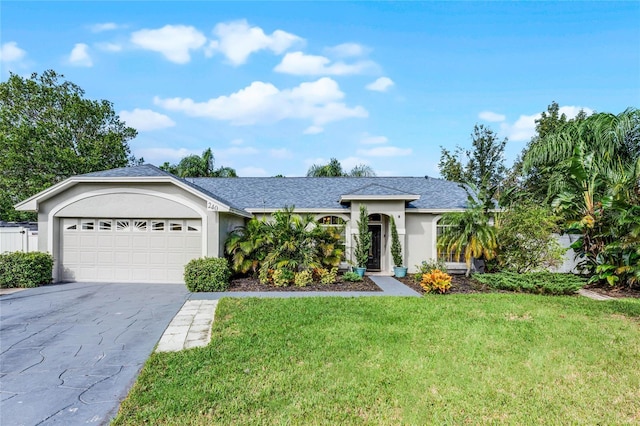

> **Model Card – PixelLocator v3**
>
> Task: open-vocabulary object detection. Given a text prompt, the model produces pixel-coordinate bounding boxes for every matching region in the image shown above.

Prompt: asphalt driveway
[0,282,189,425]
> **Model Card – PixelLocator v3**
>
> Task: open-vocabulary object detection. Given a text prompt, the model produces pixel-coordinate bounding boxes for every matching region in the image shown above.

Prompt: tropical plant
[353,205,371,268]
[307,158,376,177]
[160,148,237,178]
[342,271,363,282]
[390,216,403,267]
[294,270,313,287]
[420,269,452,294]
[225,206,344,285]
[437,196,497,277]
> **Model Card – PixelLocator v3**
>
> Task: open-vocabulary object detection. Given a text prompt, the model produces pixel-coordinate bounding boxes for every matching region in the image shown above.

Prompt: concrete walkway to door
[0,282,188,426]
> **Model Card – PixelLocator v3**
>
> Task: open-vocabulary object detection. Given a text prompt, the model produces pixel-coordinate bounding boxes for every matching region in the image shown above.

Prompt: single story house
[15,164,469,283]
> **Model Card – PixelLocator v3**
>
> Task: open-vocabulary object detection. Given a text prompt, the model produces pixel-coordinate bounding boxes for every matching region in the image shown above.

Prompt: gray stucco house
[15,164,469,283]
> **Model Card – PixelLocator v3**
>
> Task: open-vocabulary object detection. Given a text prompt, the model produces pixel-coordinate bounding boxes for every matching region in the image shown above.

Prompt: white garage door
[61,218,202,283]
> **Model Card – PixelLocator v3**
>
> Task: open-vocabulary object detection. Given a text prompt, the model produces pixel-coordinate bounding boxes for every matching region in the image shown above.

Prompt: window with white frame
[436,221,465,263]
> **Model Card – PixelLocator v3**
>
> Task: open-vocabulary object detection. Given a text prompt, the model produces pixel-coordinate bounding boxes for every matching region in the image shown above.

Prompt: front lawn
[114,295,640,425]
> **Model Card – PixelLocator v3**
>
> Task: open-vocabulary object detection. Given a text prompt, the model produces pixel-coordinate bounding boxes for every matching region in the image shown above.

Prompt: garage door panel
[61,218,202,284]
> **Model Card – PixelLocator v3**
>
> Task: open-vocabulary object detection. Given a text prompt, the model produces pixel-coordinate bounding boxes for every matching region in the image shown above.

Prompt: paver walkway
[578,288,615,301]
[156,300,218,352]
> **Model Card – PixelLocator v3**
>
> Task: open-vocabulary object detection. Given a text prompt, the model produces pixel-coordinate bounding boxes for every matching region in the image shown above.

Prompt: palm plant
[225,218,271,276]
[437,197,497,277]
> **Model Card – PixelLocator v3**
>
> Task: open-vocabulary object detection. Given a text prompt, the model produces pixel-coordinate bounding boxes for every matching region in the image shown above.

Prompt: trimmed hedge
[473,272,586,295]
[184,257,231,292]
[0,252,53,288]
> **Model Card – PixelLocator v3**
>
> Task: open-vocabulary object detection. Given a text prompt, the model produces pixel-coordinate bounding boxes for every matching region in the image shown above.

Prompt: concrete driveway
[0,282,189,425]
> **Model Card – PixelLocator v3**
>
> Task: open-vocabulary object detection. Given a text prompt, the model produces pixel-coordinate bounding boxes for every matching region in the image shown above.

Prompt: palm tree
[306,158,376,177]
[437,197,497,277]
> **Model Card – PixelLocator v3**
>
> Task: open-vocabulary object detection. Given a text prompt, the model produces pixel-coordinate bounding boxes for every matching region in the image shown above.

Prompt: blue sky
[2,1,639,177]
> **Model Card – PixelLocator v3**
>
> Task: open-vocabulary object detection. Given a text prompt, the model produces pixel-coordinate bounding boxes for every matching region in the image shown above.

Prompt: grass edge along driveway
[114,294,640,425]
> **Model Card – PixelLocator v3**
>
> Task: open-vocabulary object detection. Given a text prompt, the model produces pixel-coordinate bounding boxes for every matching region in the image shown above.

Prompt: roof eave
[339,194,420,202]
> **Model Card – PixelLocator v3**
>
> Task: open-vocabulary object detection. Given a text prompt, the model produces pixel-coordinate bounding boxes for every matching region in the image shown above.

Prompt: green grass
[114,295,640,425]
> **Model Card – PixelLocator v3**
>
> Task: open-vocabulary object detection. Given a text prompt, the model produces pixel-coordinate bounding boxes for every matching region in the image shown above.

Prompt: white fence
[0,225,39,253]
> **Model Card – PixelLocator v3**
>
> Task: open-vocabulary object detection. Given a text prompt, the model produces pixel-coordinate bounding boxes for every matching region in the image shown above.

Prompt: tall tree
[439,124,507,204]
[306,158,376,177]
[160,148,237,177]
[512,101,590,202]
[0,70,138,221]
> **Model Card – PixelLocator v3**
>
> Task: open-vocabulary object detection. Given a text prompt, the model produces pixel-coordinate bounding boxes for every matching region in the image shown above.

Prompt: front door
[367,224,381,270]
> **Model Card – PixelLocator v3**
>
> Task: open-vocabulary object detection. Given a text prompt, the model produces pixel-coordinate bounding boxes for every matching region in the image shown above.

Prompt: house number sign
[207,201,219,211]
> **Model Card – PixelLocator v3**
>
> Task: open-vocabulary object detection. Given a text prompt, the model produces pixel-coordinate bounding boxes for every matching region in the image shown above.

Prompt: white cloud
[219,146,259,156]
[90,22,120,33]
[340,156,371,171]
[206,20,303,65]
[501,105,594,142]
[478,111,506,122]
[270,148,293,159]
[230,138,244,145]
[357,146,412,157]
[324,43,369,58]
[303,125,324,134]
[238,166,268,177]
[365,77,394,92]
[154,77,367,132]
[131,25,206,64]
[0,41,26,62]
[96,42,122,52]
[119,108,175,131]
[360,134,388,145]
[69,43,93,67]
[274,51,377,76]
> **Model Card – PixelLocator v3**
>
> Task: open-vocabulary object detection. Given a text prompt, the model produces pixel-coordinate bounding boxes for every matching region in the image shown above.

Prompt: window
[99,220,112,231]
[436,222,465,263]
[318,216,347,260]
[81,220,95,231]
[368,214,381,222]
[64,219,78,231]
[169,221,183,232]
[116,220,130,231]
[133,220,147,232]
[151,221,165,231]
[186,220,200,232]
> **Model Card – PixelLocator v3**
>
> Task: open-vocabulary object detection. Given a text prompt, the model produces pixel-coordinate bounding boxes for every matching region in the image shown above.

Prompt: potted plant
[353,205,371,277]
[390,216,407,278]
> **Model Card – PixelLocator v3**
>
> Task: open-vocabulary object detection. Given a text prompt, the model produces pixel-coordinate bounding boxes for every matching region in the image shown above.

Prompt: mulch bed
[228,275,382,292]
[583,283,640,299]
[395,274,492,295]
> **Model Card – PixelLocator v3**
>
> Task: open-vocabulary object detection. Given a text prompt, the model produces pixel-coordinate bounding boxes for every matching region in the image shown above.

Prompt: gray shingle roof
[342,183,419,197]
[188,176,469,210]
[76,166,469,211]
[81,164,170,178]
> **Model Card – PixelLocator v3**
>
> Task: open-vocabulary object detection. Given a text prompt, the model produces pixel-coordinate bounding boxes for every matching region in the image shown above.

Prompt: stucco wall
[218,213,246,257]
[405,212,438,273]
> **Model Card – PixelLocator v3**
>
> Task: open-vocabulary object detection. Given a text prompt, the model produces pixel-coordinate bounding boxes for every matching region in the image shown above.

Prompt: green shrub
[0,251,53,288]
[413,259,447,282]
[273,268,294,287]
[183,257,231,292]
[318,267,338,285]
[472,272,586,295]
[294,270,313,287]
[342,271,363,282]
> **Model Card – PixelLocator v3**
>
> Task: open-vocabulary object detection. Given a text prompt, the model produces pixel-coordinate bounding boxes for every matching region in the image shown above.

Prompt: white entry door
[61,218,202,283]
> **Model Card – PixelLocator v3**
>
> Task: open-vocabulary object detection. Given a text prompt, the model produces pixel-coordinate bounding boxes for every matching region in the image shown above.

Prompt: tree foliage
[353,205,371,267]
[0,70,138,220]
[495,202,565,273]
[160,148,237,177]
[521,107,640,287]
[439,124,507,205]
[306,158,376,177]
